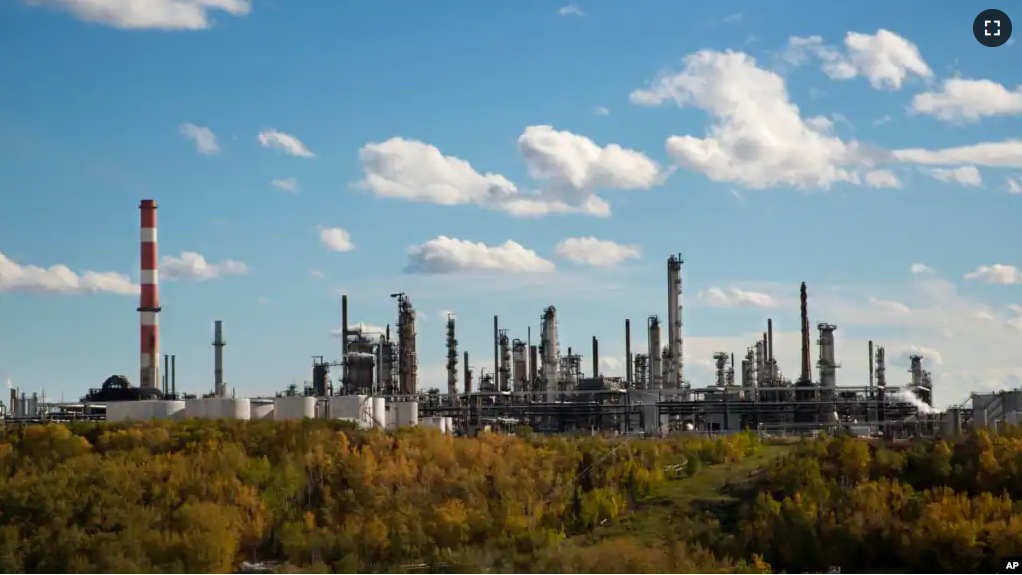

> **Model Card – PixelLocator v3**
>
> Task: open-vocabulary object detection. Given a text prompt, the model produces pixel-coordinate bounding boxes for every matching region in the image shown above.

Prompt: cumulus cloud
[178,123,220,155]
[892,141,1022,168]
[319,227,354,252]
[27,0,251,30]
[783,30,932,90]
[869,297,911,314]
[258,129,315,158]
[911,263,934,275]
[912,78,1022,122]
[310,269,326,280]
[699,287,777,308]
[599,356,622,375]
[923,166,983,187]
[631,50,879,190]
[593,106,610,116]
[965,264,1022,284]
[270,177,298,193]
[558,3,583,16]
[554,237,641,267]
[865,169,901,188]
[893,344,944,367]
[160,251,249,282]
[405,236,555,274]
[356,126,664,218]
[0,252,137,295]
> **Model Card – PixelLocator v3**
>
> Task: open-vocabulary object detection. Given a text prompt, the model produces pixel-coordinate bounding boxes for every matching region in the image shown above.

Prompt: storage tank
[106,401,148,422]
[371,397,387,428]
[328,395,373,424]
[185,398,206,418]
[250,399,274,420]
[392,401,419,427]
[221,397,251,420]
[444,416,454,435]
[274,396,317,420]
[151,400,186,420]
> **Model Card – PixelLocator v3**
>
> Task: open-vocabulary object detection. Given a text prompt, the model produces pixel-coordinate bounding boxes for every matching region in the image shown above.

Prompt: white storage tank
[106,401,144,422]
[371,397,387,428]
[274,396,317,420]
[328,395,373,424]
[185,399,206,419]
[151,400,186,420]
[222,397,251,420]
[250,400,274,420]
[392,401,419,427]
[444,416,454,435]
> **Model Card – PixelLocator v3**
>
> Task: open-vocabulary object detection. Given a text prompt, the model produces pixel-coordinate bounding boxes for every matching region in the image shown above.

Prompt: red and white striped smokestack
[138,200,161,389]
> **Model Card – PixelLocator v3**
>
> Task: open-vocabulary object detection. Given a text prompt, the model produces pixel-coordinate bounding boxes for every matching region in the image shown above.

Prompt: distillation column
[446,314,458,400]
[394,294,418,395]
[817,323,839,422]
[540,306,559,403]
[498,329,511,392]
[138,199,161,389]
[512,339,527,391]
[666,255,684,389]
[648,316,662,391]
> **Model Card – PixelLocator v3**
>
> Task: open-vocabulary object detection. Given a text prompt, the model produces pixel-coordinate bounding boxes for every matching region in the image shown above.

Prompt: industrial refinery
[0,199,1009,439]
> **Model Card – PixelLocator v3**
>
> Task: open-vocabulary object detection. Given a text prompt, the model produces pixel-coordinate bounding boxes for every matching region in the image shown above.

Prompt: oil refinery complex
[1,199,1011,439]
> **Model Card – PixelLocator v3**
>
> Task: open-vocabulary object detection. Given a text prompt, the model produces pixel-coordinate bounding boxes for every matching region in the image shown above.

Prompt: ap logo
[1000,556,1022,573]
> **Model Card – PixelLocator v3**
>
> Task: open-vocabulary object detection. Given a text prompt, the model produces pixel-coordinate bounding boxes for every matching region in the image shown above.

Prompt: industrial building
[0,198,1009,439]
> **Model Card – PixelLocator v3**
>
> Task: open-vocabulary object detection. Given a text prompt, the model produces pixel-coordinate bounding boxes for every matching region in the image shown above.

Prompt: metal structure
[446,314,458,400]
[213,320,226,397]
[666,255,684,389]
[138,199,160,389]
[393,293,418,395]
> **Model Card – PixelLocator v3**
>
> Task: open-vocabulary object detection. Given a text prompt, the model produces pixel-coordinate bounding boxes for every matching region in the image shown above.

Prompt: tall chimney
[800,282,812,383]
[529,345,539,391]
[163,354,169,394]
[868,340,875,391]
[463,351,472,393]
[138,199,161,388]
[767,318,774,383]
[592,336,599,377]
[341,295,349,386]
[493,315,499,385]
[171,355,177,397]
[213,320,226,397]
[625,319,632,385]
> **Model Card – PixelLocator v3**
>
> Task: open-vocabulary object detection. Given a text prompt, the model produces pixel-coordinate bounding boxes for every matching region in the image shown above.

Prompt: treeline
[683,429,1022,574]
[0,420,764,573]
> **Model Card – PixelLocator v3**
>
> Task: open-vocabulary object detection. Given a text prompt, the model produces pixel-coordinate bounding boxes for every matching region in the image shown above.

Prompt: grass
[571,443,792,546]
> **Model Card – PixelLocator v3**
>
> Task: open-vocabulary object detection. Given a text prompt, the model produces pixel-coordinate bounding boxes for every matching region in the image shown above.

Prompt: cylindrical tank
[274,396,317,420]
[185,398,206,418]
[150,400,185,419]
[444,416,453,435]
[223,397,251,420]
[328,395,372,423]
[372,397,386,428]
[250,400,274,420]
[392,401,419,427]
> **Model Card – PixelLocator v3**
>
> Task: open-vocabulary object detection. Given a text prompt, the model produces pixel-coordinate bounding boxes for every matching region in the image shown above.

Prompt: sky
[1,0,1021,409]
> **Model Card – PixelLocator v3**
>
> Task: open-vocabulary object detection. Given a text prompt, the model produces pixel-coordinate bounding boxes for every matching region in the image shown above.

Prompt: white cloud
[893,344,944,366]
[1008,176,1022,194]
[783,30,932,90]
[912,79,1022,122]
[310,269,326,280]
[557,3,583,16]
[257,129,315,158]
[0,251,137,295]
[178,123,219,155]
[356,126,664,218]
[270,177,298,193]
[405,236,555,274]
[722,12,743,23]
[319,227,354,252]
[865,169,901,188]
[599,356,622,375]
[554,237,641,267]
[593,106,610,116]
[160,251,249,282]
[965,264,1022,285]
[631,49,878,190]
[911,263,934,275]
[873,114,892,126]
[331,322,387,337]
[869,297,911,314]
[699,287,777,308]
[27,0,251,30]
[922,165,982,187]
[892,141,1022,168]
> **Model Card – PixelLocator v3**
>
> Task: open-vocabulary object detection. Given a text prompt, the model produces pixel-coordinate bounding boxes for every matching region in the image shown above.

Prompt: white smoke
[895,388,935,414]
[4,376,10,390]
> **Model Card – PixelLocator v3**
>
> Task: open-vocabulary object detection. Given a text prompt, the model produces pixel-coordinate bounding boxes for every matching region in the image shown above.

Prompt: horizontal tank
[274,396,317,420]
[371,397,386,428]
[249,400,274,420]
[328,395,373,424]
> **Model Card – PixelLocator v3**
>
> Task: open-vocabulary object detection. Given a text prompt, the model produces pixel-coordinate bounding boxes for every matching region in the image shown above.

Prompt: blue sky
[1,0,1021,408]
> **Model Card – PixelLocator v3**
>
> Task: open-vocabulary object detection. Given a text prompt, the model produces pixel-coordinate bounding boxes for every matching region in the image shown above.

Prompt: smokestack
[767,318,774,383]
[213,320,226,397]
[163,354,170,394]
[529,345,539,391]
[171,355,177,397]
[138,199,161,389]
[800,281,811,383]
[9,388,15,418]
[868,340,875,392]
[341,295,349,385]
[625,319,632,385]
[493,315,499,387]
[463,351,472,394]
[592,336,599,377]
